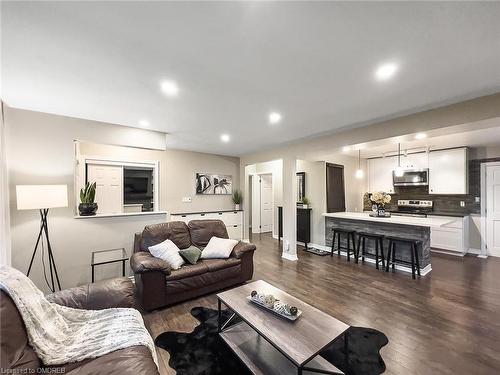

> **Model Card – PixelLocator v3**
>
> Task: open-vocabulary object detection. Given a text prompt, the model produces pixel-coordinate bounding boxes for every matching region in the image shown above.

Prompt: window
[76,156,159,215]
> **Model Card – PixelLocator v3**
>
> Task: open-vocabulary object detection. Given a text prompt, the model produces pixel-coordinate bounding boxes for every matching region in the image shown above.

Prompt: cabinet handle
[201,213,205,216]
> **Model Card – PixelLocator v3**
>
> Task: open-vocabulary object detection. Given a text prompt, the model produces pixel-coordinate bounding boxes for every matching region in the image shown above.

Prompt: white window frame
[75,155,160,214]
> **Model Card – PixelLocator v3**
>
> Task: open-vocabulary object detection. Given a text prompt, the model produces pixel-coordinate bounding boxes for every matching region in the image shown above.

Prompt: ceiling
[2,2,500,156]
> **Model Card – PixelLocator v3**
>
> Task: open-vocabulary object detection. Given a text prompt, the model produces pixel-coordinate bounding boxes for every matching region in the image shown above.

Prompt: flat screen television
[124,177,149,194]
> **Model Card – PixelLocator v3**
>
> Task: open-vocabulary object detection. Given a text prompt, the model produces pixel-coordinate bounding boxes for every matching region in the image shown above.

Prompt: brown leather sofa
[0,277,158,375]
[131,219,256,311]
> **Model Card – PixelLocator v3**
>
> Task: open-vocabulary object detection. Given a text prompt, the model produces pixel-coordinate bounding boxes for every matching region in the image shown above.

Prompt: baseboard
[467,248,482,255]
[431,248,465,257]
[281,252,298,261]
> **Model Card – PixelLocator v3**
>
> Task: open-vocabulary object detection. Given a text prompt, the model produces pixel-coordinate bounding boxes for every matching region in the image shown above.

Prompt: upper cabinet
[368,156,397,193]
[428,148,468,195]
[401,152,428,169]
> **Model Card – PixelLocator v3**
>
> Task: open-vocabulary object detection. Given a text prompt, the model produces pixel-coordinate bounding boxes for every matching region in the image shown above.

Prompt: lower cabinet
[170,210,243,240]
[277,206,312,249]
[429,215,469,255]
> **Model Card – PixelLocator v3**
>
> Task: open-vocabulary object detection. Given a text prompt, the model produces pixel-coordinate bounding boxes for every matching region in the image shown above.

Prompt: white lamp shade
[16,185,68,210]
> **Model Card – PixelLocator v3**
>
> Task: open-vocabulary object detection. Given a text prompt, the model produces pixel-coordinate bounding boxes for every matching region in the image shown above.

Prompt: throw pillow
[179,246,202,265]
[148,239,185,269]
[200,237,238,259]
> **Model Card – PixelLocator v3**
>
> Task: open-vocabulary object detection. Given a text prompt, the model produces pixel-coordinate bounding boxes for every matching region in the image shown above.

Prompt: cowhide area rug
[155,307,388,375]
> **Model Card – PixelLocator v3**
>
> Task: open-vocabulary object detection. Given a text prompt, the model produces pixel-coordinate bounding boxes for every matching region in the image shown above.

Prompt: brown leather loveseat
[131,219,256,311]
[0,277,158,375]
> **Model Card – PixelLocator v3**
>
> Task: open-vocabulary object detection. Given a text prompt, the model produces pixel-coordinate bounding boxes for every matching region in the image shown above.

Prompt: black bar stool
[331,228,357,262]
[385,237,421,279]
[356,232,385,270]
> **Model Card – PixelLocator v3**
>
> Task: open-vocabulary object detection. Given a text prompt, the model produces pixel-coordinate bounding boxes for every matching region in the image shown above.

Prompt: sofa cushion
[200,258,241,272]
[165,263,242,295]
[188,220,229,247]
[54,345,158,375]
[148,239,184,270]
[0,291,41,371]
[140,221,191,251]
[165,262,209,281]
[179,246,202,265]
[201,237,238,259]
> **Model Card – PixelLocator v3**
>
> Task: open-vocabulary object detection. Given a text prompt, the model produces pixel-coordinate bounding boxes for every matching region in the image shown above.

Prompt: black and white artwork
[196,173,233,195]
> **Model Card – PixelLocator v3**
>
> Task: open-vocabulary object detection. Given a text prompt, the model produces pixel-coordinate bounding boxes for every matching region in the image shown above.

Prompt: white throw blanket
[0,266,158,367]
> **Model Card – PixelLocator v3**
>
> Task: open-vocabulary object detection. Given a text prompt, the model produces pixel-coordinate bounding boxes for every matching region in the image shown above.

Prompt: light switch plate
[182,197,192,203]
[475,197,480,203]
[460,201,465,207]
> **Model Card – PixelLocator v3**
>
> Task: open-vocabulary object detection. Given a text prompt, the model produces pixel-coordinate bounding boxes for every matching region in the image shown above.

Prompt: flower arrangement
[370,191,391,207]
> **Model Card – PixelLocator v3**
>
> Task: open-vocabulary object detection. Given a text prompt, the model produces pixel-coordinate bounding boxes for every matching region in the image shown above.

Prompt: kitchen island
[322,212,456,276]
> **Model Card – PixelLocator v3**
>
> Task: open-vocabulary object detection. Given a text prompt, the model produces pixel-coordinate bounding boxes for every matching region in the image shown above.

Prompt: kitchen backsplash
[363,156,500,215]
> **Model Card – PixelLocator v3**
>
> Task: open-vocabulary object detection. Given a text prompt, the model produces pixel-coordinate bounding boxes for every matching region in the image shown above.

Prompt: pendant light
[355,149,364,179]
[394,143,405,177]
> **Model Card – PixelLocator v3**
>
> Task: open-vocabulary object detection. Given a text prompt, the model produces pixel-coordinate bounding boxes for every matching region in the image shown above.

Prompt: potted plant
[78,182,98,216]
[232,189,242,210]
[370,191,391,217]
[301,197,310,209]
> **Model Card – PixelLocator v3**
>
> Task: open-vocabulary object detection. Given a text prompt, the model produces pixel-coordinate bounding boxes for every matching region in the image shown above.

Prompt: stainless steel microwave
[393,168,429,186]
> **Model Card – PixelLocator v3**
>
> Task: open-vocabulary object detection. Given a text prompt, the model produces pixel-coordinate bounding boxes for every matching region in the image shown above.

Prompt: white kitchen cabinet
[170,210,243,240]
[402,152,428,169]
[428,148,468,194]
[429,215,469,255]
[368,156,396,193]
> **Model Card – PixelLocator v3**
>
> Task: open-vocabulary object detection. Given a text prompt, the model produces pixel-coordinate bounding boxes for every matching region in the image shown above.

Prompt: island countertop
[322,212,455,228]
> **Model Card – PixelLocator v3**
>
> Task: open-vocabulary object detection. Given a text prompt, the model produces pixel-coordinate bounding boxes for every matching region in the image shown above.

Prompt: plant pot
[234,204,240,210]
[79,203,98,216]
[302,204,308,209]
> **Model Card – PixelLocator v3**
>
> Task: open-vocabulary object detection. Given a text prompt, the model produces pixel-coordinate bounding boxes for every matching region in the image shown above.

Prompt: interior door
[87,164,123,214]
[486,164,500,257]
[326,163,346,212]
[251,175,261,234]
[260,174,273,233]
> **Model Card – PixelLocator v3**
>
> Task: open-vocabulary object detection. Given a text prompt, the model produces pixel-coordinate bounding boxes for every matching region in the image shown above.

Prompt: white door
[260,174,273,233]
[87,164,123,214]
[251,175,261,234]
[486,164,500,257]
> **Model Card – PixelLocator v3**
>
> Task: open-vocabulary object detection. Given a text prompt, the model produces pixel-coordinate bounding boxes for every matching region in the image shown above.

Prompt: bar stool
[356,232,385,270]
[331,228,357,262]
[385,237,421,279]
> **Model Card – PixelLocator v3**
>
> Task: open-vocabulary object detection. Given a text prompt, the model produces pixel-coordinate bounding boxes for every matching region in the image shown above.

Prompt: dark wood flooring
[143,233,500,375]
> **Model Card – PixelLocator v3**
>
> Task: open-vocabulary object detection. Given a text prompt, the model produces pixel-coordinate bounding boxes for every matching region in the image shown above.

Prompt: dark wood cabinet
[277,206,312,249]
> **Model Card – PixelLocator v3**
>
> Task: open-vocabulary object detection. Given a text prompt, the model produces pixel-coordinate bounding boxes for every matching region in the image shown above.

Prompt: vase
[79,202,98,216]
[235,204,240,210]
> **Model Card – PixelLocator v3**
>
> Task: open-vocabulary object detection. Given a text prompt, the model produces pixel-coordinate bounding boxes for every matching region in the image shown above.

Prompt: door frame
[480,161,500,258]
[250,172,274,235]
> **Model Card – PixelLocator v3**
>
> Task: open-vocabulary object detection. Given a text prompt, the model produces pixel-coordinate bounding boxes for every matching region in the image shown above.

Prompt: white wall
[5,107,240,291]
[244,159,282,239]
[0,102,11,266]
[297,155,367,247]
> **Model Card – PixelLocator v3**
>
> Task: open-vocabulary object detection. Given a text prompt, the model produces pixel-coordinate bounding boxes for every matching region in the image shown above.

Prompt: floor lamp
[16,185,68,292]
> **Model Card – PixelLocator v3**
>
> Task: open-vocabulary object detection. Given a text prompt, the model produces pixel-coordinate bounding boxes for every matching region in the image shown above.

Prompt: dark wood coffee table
[217,280,349,375]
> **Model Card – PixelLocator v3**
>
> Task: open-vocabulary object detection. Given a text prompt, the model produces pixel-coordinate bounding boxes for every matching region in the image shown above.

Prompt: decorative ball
[289,306,298,316]
[251,290,257,297]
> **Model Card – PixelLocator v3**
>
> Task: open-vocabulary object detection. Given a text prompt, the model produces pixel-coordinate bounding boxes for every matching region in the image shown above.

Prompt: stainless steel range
[391,200,433,217]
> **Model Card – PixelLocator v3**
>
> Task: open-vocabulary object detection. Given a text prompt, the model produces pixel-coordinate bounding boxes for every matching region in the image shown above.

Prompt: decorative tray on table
[247,291,302,321]
[369,212,391,218]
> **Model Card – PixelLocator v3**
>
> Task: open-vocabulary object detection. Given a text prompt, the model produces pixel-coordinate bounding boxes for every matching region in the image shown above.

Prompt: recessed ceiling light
[342,146,351,152]
[269,112,282,124]
[138,120,150,127]
[220,134,230,143]
[375,63,398,81]
[161,80,179,96]
[415,133,427,140]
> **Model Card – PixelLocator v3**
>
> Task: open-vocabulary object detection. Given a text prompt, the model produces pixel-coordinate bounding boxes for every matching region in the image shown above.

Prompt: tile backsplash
[363,156,500,215]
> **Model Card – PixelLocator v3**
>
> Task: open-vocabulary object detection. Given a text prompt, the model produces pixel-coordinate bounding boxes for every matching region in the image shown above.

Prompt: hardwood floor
[143,233,500,375]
